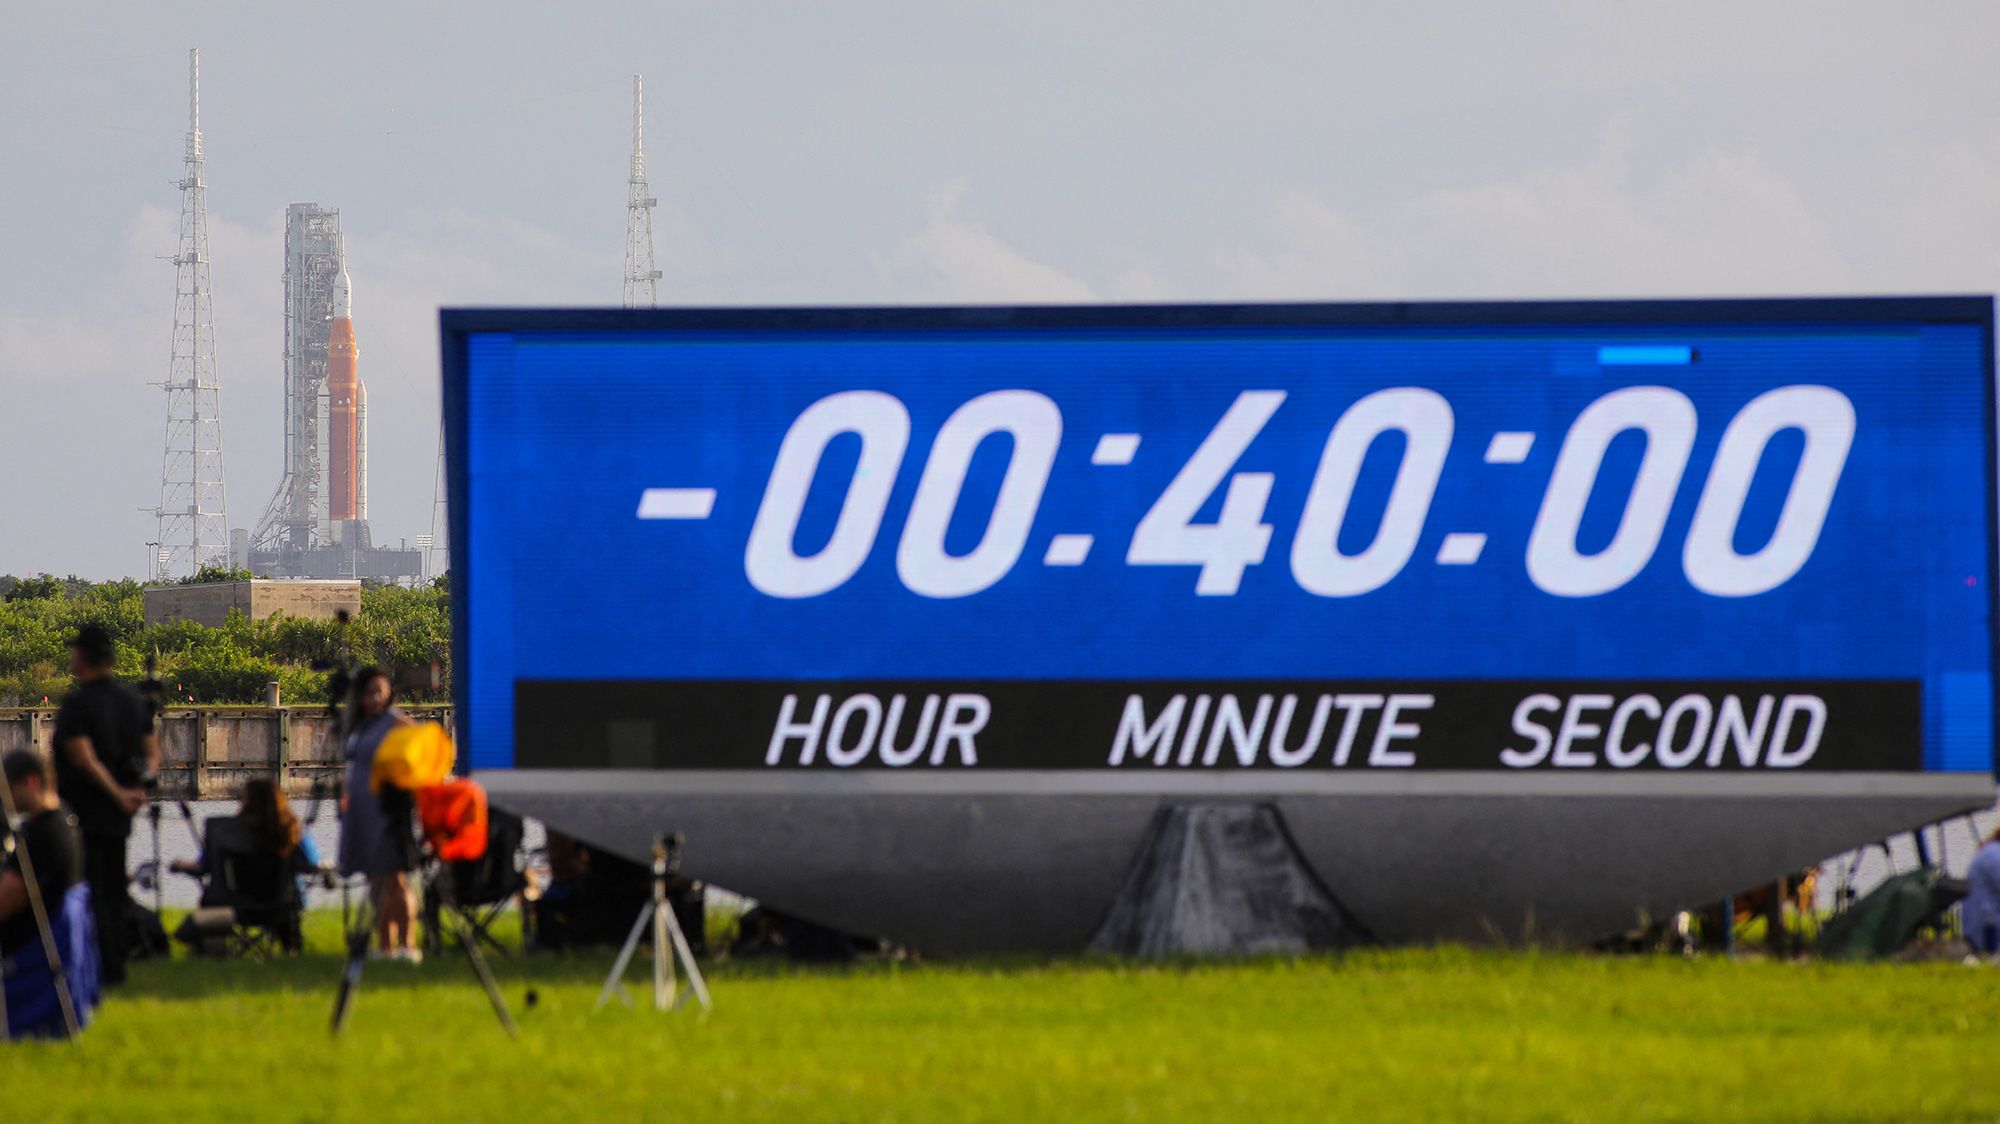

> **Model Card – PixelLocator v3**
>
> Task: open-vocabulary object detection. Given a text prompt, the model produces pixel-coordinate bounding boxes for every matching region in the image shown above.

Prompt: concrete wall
[0,705,453,800]
[143,579,363,628]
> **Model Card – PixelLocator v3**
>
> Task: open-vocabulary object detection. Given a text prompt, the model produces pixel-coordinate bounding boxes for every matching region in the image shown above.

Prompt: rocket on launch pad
[327,268,362,528]
[252,208,416,582]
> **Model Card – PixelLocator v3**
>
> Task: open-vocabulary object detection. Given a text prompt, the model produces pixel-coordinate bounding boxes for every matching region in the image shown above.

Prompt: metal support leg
[330,899,374,1034]
[457,925,519,1039]
[662,902,711,1014]
[653,883,673,1010]
[597,908,653,1010]
[594,831,712,1017]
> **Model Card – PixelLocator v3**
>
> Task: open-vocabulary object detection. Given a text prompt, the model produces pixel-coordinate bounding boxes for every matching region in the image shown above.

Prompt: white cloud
[11,1,2000,579]
[879,181,1097,303]
[1214,191,1410,300]
[1211,135,1858,303]
[1865,141,2000,291]
[303,210,607,552]
[0,200,605,577]
[1104,268,1178,302]
[0,204,285,577]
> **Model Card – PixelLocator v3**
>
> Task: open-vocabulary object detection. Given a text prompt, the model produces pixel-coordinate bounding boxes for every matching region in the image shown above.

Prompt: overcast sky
[3,2,1998,580]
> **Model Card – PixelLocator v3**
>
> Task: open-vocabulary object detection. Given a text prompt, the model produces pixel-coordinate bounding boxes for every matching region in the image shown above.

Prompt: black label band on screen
[513,680,1921,772]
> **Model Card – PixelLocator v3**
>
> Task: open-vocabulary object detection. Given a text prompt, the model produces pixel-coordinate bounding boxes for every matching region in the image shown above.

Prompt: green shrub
[0,574,451,705]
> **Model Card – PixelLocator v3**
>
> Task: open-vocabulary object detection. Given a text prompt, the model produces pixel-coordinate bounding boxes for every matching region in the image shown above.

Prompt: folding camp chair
[190,817,305,958]
[422,807,528,958]
[335,788,520,1039]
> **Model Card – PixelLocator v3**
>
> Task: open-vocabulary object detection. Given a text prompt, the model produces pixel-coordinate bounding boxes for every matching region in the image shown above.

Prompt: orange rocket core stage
[328,305,360,522]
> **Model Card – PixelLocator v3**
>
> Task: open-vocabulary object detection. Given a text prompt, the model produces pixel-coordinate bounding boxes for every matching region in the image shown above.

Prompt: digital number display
[445,300,1995,776]
[718,382,1849,601]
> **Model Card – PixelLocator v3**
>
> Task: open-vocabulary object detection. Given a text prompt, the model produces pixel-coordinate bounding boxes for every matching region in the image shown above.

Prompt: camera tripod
[595,833,711,1015]
[330,864,518,1038]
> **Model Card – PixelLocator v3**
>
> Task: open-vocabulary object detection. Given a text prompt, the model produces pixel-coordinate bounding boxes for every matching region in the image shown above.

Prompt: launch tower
[250,204,338,559]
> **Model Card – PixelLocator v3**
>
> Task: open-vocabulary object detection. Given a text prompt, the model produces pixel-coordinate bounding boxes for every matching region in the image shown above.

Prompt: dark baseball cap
[70,623,116,667]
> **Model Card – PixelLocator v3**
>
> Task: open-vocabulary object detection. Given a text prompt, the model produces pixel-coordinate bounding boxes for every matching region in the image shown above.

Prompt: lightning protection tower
[428,420,449,579]
[153,48,231,582]
[623,74,661,308]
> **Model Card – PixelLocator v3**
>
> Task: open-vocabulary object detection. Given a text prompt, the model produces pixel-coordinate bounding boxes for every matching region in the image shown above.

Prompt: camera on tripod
[313,608,363,730]
[135,652,165,792]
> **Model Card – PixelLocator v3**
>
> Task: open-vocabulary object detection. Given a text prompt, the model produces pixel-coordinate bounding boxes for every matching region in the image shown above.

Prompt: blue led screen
[448,301,1995,775]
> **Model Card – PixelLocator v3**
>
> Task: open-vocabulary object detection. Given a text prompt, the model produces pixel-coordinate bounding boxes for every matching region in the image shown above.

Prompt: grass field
[8,912,1998,1122]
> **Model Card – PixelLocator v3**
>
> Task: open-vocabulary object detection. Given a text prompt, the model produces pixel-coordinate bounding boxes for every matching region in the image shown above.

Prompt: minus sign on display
[637,488,716,519]
[1597,345,1696,366]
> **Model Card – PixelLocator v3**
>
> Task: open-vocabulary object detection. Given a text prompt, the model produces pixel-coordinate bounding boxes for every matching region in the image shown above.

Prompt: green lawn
[8,913,1997,1122]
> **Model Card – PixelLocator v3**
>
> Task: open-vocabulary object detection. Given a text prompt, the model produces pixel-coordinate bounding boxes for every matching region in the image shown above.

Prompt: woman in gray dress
[337,667,418,960]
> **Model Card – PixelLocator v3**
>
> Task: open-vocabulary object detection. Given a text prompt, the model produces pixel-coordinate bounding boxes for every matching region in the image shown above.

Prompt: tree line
[0,566,450,707]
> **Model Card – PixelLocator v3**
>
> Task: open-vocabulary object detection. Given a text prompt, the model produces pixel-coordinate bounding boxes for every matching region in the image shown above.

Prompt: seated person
[2,749,84,957]
[3,747,98,1037]
[1964,825,2000,956]
[170,776,322,897]
[531,830,663,951]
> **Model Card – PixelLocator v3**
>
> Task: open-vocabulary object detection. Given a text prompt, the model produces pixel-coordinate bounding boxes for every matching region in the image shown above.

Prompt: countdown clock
[443,298,1996,950]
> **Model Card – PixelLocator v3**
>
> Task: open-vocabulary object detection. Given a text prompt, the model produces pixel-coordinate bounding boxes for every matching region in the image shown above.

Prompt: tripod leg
[653,897,674,1010]
[594,906,653,1010]
[421,881,442,958]
[151,809,164,917]
[660,905,711,1014]
[456,926,518,1039]
[330,902,374,1035]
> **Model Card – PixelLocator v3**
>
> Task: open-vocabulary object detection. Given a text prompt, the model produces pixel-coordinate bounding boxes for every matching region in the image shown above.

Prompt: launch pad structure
[151,53,691,588]
[165,63,665,586]
[244,204,420,583]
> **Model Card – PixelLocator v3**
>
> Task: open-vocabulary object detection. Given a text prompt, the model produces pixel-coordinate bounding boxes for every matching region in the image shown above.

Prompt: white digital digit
[744,391,909,598]
[1289,388,1453,597]
[1126,391,1285,595]
[897,390,1062,598]
[1683,385,1854,596]
[1526,386,1696,597]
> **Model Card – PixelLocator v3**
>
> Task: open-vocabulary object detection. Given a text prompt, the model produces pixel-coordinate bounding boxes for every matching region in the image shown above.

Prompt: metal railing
[0,705,454,800]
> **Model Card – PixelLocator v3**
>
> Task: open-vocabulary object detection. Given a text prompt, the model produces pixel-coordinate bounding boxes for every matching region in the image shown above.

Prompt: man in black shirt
[2,749,84,957]
[50,624,156,986]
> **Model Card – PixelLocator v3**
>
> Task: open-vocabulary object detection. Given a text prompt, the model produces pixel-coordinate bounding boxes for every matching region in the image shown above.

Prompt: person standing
[337,667,419,961]
[50,624,157,987]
